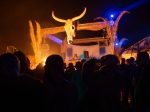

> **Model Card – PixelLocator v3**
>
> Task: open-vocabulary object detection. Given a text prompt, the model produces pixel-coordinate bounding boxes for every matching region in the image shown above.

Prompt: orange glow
[121,53,137,59]
[29,20,43,68]
[42,58,47,66]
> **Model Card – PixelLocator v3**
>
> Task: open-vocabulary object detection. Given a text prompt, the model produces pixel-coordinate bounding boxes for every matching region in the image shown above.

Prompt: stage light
[110,14,114,18]
[110,20,114,26]
[115,43,119,46]
[47,35,62,44]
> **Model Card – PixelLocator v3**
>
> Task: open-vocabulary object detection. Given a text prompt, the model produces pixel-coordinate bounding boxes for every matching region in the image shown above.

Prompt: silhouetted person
[135,52,150,112]
[14,51,33,76]
[72,61,86,102]
[0,53,19,78]
[130,57,136,66]
[0,53,44,112]
[120,58,126,66]
[120,57,137,112]
[72,61,82,82]
[34,62,45,82]
[65,62,75,81]
[43,54,78,112]
[80,58,98,112]
[90,55,121,112]
[82,58,97,88]
[0,53,20,111]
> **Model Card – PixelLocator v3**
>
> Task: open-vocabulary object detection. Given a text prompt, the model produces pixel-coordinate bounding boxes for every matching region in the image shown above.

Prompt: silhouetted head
[67,62,75,70]
[126,59,131,65]
[130,57,135,62]
[102,54,119,66]
[36,62,44,72]
[81,58,97,86]
[75,61,82,70]
[82,59,97,80]
[82,59,97,72]
[14,51,29,73]
[44,55,64,82]
[136,51,150,66]
[121,58,126,65]
[0,53,20,78]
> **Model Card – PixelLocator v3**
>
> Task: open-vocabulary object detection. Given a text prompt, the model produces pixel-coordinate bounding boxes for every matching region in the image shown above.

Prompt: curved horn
[117,11,129,21]
[72,7,86,21]
[52,11,66,23]
[113,11,129,32]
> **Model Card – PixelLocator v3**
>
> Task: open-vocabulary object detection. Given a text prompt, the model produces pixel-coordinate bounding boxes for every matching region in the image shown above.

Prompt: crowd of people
[0,50,150,112]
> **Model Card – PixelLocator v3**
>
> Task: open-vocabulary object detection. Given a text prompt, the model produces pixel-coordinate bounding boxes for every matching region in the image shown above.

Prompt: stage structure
[122,35,150,59]
[29,7,129,64]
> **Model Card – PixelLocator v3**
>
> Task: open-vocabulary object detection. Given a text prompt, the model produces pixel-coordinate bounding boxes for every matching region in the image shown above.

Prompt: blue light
[110,14,114,18]
[122,0,149,11]
[110,20,114,26]
[115,43,119,46]
[47,35,62,44]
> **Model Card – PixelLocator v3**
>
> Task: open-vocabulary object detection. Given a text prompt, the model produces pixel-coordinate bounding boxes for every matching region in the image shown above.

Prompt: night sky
[0,0,150,54]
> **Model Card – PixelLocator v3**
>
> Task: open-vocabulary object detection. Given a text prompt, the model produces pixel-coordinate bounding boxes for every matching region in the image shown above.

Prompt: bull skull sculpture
[52,8,86,44]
